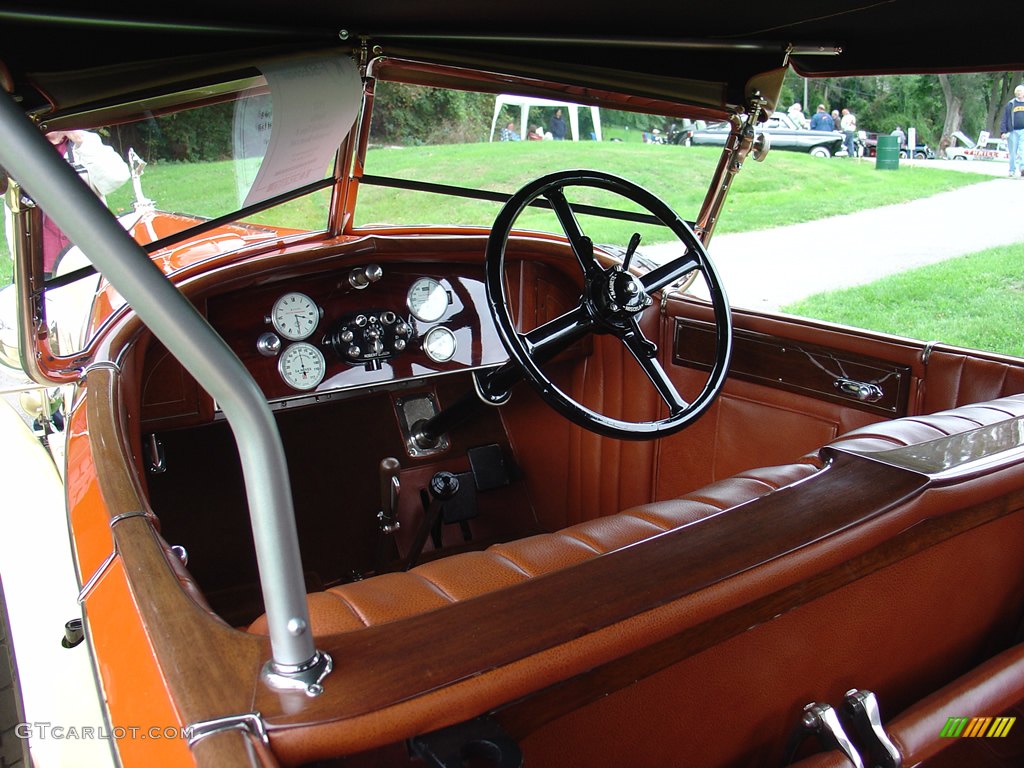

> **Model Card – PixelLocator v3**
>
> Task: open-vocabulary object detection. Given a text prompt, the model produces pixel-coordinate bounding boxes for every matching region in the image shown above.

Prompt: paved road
[649,159,1024,311]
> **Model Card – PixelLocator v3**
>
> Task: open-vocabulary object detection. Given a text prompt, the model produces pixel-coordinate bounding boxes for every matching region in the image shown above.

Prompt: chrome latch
[147,433,167,474]
[835,377,884,403]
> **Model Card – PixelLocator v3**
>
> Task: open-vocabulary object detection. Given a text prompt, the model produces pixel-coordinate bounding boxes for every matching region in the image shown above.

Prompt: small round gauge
[407,278,449,322]
[278,342,326,391]
[422,326,457,363]
[271,292,320,341]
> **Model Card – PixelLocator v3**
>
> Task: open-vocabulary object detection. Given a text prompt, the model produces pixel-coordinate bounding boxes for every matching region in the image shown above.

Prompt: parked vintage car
[686,111,845,156]
[862,132,936,159]
[1,5,1024,768]
[944,130,1009,161]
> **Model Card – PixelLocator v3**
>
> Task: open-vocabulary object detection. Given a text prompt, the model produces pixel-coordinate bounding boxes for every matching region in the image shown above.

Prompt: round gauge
[278,342,326,391]
[407,278,449,322]
[271,292,320,341]
[422,326,457,363]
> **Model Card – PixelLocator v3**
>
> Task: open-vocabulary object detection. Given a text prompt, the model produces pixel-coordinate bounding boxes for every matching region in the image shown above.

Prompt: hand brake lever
[378,457,401,534]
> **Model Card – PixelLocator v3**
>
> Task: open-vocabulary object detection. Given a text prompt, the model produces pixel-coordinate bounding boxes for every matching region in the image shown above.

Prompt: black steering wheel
[482,170,732,440]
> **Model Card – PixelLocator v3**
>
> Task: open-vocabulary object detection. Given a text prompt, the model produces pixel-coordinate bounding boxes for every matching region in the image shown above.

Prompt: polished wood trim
[254,452,927,724]
[84,368,270,766]
[673,318,912,417]
[496,473,1024,738]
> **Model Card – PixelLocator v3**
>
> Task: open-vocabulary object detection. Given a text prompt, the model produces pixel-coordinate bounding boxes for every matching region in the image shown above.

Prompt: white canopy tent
[489,94,602,142]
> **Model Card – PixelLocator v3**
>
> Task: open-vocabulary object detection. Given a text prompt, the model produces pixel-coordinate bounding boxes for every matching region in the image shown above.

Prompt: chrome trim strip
[81,360,121,376]
[109,510,155,527]
[212,363,506,419]
[186,712,269,748]
[77,548,118,604]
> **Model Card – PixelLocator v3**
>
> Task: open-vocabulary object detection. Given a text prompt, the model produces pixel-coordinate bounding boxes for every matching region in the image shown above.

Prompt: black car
[685,112,846,157]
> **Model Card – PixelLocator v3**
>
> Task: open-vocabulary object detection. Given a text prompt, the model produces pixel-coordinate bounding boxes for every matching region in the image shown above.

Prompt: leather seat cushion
[249,394,1024,638]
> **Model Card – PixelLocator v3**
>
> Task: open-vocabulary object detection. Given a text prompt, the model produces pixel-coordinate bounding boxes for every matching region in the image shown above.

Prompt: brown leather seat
[249,393,1024,638]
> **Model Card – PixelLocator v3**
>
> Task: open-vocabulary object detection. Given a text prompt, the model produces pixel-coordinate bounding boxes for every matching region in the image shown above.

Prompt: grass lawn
[0,141,993,287]
[783,242,1024,356]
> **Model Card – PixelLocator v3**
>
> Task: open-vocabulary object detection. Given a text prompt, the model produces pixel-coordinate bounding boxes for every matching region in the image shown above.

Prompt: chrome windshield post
[0,93,327,686]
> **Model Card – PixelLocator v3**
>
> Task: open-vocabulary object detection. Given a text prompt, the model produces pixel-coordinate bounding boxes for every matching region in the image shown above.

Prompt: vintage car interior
[1,4,1024,768]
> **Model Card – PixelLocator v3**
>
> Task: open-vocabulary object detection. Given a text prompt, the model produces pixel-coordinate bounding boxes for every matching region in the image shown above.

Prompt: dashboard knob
[355,314,368,328]
[340,329,354,342]
[256,332,282,357]
[348,345,361,358]
[349,263,384,289]
[381,311,396,325]
[394,338,406,351]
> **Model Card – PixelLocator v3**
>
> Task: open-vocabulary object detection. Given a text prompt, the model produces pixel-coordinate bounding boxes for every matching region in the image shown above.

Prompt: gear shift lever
[378,457,401,534]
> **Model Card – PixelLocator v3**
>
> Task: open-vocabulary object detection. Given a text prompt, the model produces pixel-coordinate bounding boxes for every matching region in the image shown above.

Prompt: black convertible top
[0,2,1018,113]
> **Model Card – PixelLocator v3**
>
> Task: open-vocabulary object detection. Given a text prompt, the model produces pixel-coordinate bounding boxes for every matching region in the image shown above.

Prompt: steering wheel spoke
[522,302,594,356]
[545,187,602,279]
[620,321,689,415]
[640,251,702,295]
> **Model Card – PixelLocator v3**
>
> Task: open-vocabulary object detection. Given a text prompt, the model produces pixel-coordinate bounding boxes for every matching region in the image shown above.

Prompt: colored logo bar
[940,716,1015,738]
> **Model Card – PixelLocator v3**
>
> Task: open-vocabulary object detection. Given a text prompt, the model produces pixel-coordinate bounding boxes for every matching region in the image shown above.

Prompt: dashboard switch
[324,310,418,366]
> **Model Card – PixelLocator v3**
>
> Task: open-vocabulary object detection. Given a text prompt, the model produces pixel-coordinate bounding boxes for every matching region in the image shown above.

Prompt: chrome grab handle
[835,377,884,403]
[844,689,902,768]
[784,701,865,768]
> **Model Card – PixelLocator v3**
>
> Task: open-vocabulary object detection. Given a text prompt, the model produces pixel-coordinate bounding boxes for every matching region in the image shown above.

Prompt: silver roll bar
[0,93,327,683]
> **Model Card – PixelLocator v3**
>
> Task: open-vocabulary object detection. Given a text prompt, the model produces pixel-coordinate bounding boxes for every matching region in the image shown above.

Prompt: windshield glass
[355,80,722,251]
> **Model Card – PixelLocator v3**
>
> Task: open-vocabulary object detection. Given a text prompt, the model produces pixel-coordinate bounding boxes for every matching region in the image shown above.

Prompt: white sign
[235,54,361,208]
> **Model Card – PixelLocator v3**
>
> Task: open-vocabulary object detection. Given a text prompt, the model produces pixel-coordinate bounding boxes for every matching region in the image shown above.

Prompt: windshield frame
[9,64,359,383]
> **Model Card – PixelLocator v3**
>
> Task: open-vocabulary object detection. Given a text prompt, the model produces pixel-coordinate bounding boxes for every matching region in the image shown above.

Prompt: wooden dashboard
[139,260,526,430]
[206,262,509,402]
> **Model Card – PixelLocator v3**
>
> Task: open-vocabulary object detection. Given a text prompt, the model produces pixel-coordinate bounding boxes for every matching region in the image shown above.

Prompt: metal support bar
[365,32,840,56]
[0,93,322,677]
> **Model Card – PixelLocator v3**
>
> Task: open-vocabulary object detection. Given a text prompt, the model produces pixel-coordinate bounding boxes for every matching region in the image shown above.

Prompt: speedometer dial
[271,292,320,341]
[407,278,449,322]
[278,343,326,391]
[422,326,457,362]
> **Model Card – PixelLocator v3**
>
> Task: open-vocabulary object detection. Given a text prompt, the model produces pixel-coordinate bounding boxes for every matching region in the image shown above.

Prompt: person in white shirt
[840,109,858,157]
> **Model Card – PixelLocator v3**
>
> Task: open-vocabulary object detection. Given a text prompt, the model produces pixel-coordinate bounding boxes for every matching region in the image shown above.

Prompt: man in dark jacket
[1000,84,1024,177]
[548,108,567,140]
[809,104,834,131]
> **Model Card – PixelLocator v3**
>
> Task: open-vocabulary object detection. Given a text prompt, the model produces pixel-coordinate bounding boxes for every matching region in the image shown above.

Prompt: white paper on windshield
[235,53,361,208]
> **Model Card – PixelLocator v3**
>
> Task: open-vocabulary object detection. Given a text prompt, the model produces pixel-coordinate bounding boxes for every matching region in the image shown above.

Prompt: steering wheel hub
[599,267,653,317]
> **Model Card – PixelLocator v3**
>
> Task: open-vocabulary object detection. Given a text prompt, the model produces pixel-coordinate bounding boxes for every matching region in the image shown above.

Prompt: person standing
[809,104,834,131]
[1000,84,1024,177]
[548,108,567,141]
[787,102,809,129]
[840,108,858,157]
[891,125,907,148]
[4,129,129,275]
